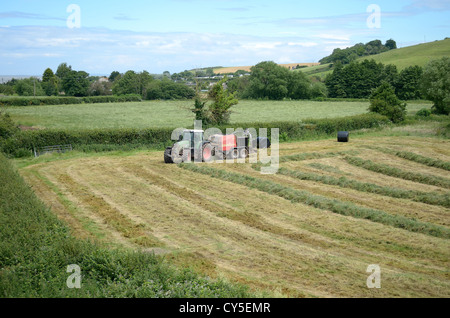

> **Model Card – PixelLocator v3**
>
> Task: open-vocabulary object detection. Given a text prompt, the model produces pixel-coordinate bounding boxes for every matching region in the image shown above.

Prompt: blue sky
[0,0,449,75]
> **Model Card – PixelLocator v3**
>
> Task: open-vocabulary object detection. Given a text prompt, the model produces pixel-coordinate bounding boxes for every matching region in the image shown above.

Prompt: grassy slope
[298,38,450,79]
[355,38,450,70]
[6,100,431,130]
[213,63,319,74]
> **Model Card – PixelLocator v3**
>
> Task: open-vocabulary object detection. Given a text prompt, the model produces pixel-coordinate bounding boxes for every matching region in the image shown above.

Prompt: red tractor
[164,129,270,163]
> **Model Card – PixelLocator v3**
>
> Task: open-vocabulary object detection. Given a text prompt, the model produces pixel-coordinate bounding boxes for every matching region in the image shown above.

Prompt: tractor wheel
[171,144,190,164]
[228,148,239,160]
[164,147,173,164]
[202,143,214,163]
[239,147,249,159]
[213,147,225,160]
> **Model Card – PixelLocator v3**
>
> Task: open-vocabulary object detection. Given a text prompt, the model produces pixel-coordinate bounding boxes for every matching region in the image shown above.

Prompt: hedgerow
[0,113,390,158]
[0,127,175,157]
[0,95,142,107]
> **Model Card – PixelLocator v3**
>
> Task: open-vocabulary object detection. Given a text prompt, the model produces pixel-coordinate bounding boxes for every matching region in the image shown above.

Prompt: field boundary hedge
[0,113,391,157]
[0,94,142,107]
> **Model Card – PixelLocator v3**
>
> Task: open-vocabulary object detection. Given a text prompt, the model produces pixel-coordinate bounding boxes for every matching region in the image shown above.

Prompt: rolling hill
[213,63,319,74]
[297,38,450,79]
[354,38,450,70]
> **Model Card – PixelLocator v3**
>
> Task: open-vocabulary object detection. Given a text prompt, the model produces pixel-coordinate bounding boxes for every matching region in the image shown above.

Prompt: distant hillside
[320,39,397,65]
[213,63,319,74]
[355,38,450,70]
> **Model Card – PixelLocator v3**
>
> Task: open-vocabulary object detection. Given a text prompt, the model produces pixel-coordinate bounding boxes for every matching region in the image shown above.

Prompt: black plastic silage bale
[337,131,349,142]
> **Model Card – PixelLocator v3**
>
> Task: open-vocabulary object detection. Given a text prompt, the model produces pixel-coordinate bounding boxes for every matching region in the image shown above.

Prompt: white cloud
[0,25,388,74]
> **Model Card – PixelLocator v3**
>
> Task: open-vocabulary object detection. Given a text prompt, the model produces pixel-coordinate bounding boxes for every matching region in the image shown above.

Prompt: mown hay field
[18,135,450,297]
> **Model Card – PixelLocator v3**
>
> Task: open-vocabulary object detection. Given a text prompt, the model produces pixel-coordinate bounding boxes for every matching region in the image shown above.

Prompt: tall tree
[385,39,397,50]
[207,77,238,125]
[108,71,121,82]
[369,82,406,123]
[421,57,450,115]
[42,68,58,96]
[287,71,311,100]
[112,70,153,97]
[245,61,289,100]
[55,63,72,80]
[62,70,90,97]
[395,65,423,100]
[325,59,391,98]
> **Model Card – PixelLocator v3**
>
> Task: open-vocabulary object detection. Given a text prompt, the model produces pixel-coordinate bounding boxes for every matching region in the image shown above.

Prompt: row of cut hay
[179,163,450,239]
[253,164,449,208]
[343,156,450,189]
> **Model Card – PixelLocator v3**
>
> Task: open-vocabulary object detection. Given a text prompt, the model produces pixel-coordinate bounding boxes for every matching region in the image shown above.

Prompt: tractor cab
[165,129,213,164]
[179,130,204,148]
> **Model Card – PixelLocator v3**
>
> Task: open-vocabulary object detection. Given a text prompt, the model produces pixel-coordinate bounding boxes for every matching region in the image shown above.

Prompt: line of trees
[319,39,397,65]
[324,60,423,100]
[227,61,326,100]
[325,57,449,115]
[0,63,197,101]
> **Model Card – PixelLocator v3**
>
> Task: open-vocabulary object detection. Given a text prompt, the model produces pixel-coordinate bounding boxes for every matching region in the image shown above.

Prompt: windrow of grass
[253,164,450,208]
[279,150,360,163]
[178,163,450,239]
[0,153,251,298]
[343,156,450,189]
[365,146,450,171]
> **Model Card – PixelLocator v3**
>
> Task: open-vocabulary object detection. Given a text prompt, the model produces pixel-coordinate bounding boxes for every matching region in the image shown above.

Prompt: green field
[297,63,333,79]
[355,38,450,70]
[6,100,432,130]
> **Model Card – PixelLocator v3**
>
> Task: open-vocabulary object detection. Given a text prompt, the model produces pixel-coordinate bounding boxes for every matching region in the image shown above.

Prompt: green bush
[421,57,450,115]
[415,108,432,117]
[369,82,407,123]
[0,112,19,140]
[146,80,195,100]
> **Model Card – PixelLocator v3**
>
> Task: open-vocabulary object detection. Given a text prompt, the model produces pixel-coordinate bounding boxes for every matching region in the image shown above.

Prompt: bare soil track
[20,136,450,297]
